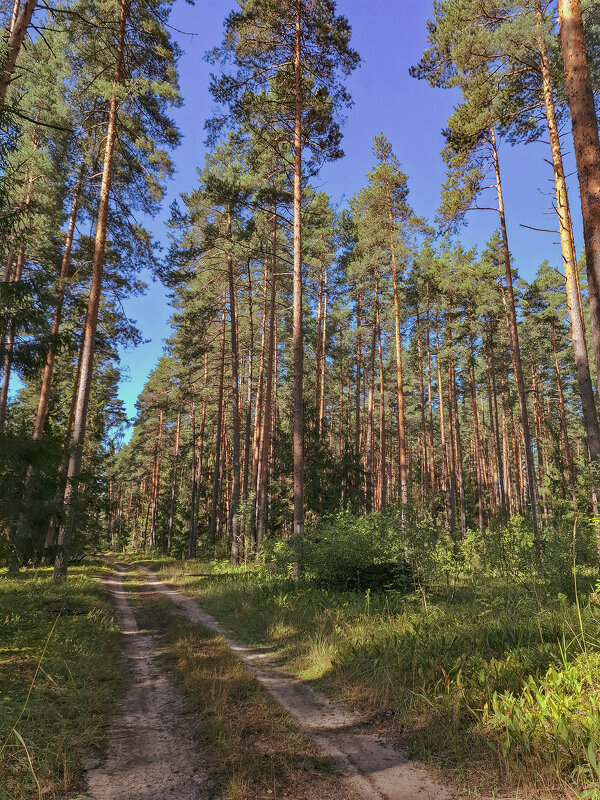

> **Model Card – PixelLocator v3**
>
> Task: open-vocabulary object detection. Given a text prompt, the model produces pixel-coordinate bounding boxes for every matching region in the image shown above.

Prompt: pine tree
[52,0,181,579]
[209,0,358,576]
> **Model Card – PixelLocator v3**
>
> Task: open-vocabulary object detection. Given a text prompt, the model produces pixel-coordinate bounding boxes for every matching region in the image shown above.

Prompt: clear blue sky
[117,0,580,422]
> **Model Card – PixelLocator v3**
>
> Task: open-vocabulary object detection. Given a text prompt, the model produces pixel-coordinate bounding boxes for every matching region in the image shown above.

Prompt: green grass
[0,560,123,800]
[125,568,358,800]
[130,554,600,798]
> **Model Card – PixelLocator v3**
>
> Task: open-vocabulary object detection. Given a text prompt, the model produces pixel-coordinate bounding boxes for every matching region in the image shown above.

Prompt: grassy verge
[124,568,358,800]
[0,560,123,800]
[129,555,600,798]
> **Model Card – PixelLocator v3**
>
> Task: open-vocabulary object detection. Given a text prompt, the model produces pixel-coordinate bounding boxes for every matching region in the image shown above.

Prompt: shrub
[303,512,416,592]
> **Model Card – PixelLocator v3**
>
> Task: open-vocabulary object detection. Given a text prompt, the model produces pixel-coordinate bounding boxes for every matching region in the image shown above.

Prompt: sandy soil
[84,566,211,800]
[141,567,457,800]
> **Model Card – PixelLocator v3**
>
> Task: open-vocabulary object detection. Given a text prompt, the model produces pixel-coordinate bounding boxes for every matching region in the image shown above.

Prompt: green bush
[303,512,416,592]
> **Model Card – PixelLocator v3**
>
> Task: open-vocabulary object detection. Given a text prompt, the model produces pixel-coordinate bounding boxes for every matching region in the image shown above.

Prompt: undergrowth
[128,511,600,798]
[0,561,122,800]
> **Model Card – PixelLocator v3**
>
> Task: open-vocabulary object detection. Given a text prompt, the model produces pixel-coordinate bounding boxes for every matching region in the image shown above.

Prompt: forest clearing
[3,0,600,797]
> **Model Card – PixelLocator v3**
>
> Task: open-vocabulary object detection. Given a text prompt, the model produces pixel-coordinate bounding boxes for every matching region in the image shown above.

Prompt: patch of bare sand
[84,567,211,800]
[141,567,457,800]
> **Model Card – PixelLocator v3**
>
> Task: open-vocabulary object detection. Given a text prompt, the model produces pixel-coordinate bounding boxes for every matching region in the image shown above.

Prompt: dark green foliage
[303,512,416,591]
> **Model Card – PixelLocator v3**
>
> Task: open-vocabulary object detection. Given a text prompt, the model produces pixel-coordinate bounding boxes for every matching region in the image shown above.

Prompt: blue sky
[117,0,580,422]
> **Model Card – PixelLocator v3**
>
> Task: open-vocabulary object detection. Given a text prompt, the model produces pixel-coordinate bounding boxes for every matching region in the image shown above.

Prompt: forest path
[140,566,457,800]
[84,566,212,800]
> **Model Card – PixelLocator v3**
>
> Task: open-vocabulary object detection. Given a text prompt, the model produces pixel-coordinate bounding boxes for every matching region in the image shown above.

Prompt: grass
[127,553,600,798]
[125,568,359,800]
[0,560,123,800]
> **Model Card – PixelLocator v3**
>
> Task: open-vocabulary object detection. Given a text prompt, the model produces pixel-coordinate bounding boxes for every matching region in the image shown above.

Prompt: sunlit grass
[0,562,123,800]
[131,552,600,797]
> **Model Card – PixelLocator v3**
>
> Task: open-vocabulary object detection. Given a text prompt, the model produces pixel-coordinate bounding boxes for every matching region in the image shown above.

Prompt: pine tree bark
[376,277,386,510]
[227,204,242,565]
[251,260,268,544]
[468,332,485,530]
[448,332,466,537]
[188,404,198,557]
[425,285,436,518]
[315,262,324,431]
[354,285,362,495]
[318,264,328,438]
[167,409,181,554]
[0,0,38,110]
[292,0,304,577]
[446,349,458,540]
[536,9,600,463]
[551,323,577,500]
[436,328,454,534]
[488,324,507,515]
[557,0,600,406]
[365,306,376,512]
[415,305,428,501]
[256,206,277,550]
[242,265,254,507]
[53,0,128,581]
[387,195,408,505]
[209,312,227,547]
[149,409,163,548]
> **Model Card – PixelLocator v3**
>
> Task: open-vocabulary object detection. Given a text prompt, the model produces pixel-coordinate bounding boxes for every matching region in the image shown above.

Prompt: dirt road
[86,566,455,800]
[85,567,211,800]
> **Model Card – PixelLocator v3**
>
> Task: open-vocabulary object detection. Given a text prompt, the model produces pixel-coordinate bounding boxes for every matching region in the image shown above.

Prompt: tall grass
[0,561,123,800]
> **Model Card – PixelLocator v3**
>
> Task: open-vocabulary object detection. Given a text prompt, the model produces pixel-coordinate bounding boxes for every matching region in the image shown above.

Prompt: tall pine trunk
[209,312,227,547]
[490,128,541,549]
[365,308,376,512]
[227,204,242,565]
[387,195,408,506]
[167,410,181,554]
[436,328,453,534]
[536,9,600,464]
[256,206,277,550]
[557,0,600,405]
[376,277,386,510]
[0,0,38,110]
[53,0,128,580]
[292,0,304,577]
[149,409,163,548]
[354,285,362,496]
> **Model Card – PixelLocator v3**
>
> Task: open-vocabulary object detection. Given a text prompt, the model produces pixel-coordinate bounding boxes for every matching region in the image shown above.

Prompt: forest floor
[84,563,456,800]
[4,557,591,799]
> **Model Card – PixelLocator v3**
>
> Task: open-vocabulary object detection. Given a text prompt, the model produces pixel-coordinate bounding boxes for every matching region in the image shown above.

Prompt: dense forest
[4,1,600,798]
